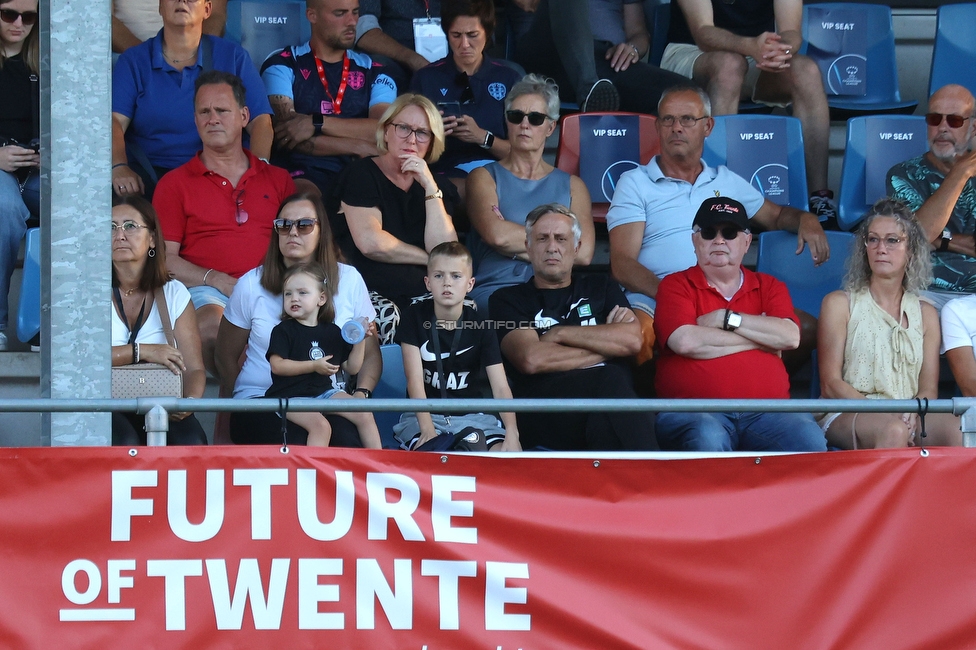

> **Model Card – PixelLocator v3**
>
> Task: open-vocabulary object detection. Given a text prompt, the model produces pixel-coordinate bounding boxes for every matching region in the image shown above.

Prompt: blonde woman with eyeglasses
[818,198,961,449]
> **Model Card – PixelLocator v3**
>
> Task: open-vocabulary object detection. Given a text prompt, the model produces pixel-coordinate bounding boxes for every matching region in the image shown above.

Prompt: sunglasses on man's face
[506,110,549,126]
[925,113,970,128]
[273,218,317,234]
[696,225,743,240]
[0,9,37,25]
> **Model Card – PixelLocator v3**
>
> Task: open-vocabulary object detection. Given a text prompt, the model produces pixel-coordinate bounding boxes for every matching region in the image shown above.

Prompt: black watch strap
[353,387,373,399]
[312,113,324,137]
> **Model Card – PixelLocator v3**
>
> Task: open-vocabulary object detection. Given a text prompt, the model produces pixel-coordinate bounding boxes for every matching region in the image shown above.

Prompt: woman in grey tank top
[465,74,595,313]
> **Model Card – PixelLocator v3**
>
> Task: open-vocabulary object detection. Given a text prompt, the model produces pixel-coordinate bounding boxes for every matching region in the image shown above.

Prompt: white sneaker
[0,330,7,351]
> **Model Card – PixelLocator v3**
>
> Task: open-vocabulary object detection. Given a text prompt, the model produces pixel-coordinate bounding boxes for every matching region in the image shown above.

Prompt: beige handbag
[111,287,183,399]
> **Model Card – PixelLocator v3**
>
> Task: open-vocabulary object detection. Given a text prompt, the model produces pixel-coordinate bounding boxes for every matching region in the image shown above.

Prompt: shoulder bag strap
[154,287,177,348]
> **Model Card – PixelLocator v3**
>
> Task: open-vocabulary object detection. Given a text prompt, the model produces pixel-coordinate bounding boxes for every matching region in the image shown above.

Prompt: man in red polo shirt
[653,197,826,452]
[154,70,296,374]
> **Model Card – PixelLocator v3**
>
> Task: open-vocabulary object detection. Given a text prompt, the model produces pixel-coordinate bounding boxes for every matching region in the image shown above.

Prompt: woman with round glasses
[818,198,961,449]
[111,195,208,445]
[0,0,39,351]
[216,191,379,445]
[111,0,272,198]
[465,74,595,312]
[331,93,457,342]
[410,0,519,198]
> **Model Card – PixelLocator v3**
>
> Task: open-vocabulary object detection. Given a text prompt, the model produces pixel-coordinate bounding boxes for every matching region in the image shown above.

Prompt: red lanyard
[314,52,350,115]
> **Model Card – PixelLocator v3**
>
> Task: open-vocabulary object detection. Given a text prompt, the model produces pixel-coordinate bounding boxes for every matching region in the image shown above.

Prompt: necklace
[163,49,194,65]
[123,286,140,297]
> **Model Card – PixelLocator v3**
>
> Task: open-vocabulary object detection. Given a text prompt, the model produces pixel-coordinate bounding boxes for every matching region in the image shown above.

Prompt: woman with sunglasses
[818,198,961,449]
[111,0,272,199]
[0,0,38,351]
[465,74,595,313]
[111,195,208,445]
[410,0,519,201]
[331,93,458,342]
[216,191,380,446]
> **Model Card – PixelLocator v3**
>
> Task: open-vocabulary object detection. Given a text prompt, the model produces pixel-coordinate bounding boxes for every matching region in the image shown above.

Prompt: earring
[148,248,156,258]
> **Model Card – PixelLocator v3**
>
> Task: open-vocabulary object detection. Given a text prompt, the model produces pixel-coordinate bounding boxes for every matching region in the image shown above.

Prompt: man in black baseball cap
[650,196,827,453]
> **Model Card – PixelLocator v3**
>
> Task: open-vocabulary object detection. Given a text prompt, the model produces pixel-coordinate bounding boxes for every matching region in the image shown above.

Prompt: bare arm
[946,346,976,397]
[568,175,595,265]
[172,303,207,400]
[542,306,642,358]
[356,27,429,72]
[605,3,651,71]
[354,335,382,392]
[817,291,865,399]
[269,353,339,377]
[343,339,366,376]
[752,200,830,265]
[677,0,792,70]
[164,241,238,298]
[666,324,768,360]
[500,328,607,375]
[444,114,512,159]
[341,202,431,265]
[466,166,530,257]
[694,308,800,351]
[917,302,942,400]
[912,151,976,244]
[269,94,384,156]
[244,114,273,161]
[215,317,249,395]
[485,363,521,452]
[401,343,439,444]
[609,221,661,298]
[112,112,145,195]
[112,15,142,53]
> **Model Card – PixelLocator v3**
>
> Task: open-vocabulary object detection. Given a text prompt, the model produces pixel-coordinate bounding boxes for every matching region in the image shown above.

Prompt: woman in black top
[0,0,39,351]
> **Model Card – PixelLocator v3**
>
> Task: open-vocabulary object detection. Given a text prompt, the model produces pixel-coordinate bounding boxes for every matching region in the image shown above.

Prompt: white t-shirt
[940,294,976,355]
[111,280,191,346]
[114,0,163,43]
[224,263,375,398]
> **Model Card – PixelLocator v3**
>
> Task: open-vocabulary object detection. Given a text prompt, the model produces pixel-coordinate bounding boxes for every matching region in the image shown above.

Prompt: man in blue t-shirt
[261,0,397,195]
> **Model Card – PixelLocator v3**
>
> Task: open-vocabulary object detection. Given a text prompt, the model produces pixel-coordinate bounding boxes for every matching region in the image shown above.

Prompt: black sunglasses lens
[506,111,524,125]
[527,112,546,126]
[947,115,966,128]
[506,110,548,126]
[699,226,740,240]
[1,10,36,24]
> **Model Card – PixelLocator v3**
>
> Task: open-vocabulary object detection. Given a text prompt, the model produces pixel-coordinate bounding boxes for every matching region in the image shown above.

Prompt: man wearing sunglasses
[153,71,296,375]
[652,197,827,452]
[887,84,976,311]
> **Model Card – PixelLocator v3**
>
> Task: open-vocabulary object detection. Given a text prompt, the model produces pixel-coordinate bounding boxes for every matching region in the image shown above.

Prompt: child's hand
[312,355,339,376]
[365,319,378,339]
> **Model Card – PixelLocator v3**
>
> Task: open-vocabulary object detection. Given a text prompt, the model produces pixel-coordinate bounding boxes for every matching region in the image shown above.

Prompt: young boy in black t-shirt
[394,242,521,451]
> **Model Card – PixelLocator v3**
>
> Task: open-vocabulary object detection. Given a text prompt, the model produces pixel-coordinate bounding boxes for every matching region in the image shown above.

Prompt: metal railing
[2,397,976,448]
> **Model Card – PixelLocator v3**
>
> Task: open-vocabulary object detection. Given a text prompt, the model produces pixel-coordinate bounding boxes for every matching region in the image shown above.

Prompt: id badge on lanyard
[413,17,447,62]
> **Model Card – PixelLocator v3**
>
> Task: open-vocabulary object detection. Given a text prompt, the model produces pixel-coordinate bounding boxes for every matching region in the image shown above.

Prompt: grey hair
[505,73,561,120]
[657,84,712,117]
[525,203,582,247]
[844,198,932,294]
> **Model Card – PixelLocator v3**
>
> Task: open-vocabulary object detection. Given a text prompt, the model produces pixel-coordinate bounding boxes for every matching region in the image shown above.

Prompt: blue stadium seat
[703,114,809,211]
[225,0,310,70]
[16,228,40,344]
[837,115,927,231]
[929,3,976,96]
[801,3,917,119]
[374,343,407,449]
[755,230,854,318]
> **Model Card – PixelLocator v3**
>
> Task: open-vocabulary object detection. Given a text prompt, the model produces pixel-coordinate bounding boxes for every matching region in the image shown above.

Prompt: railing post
[145,405,169,447]
[961,406,976,448]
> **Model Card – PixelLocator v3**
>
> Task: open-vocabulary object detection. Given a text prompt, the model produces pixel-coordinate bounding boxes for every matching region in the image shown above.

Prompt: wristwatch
[481,131,495,150]
[353,387,373,399]
[723,310,742,332]
[425,189,444,201]
[312,113,324,137]
[939,228,952,252]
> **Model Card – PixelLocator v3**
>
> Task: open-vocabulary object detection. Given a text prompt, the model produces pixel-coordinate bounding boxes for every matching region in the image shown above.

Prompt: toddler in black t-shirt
[266,263,382,448]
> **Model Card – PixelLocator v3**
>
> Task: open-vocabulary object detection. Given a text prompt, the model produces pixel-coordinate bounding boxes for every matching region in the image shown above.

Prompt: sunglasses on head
[274,218,317,234]
[506,110,549,126]
[925,113,970,128]
[0,9,37,24]
[696,225,743,240]
[455,72,475,105]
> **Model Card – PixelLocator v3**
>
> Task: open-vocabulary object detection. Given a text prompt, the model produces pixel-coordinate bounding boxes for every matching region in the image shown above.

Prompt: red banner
[1,446,975,648]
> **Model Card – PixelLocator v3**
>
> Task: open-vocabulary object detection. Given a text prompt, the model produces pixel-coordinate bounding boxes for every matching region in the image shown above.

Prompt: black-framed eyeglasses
[0,9,37,25]
[455,71,475,105]
[695,225,743,240]
[658,114,709,128]
[232,188,248,226]
[390,122,433,143]
[111,221,149,235]
[925,113,970,128]
[273,218,318,234]
[506,110,549,126]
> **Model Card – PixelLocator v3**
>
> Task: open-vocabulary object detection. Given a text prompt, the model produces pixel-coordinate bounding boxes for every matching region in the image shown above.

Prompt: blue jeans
[0,169,38,330]
[656,411,827,452]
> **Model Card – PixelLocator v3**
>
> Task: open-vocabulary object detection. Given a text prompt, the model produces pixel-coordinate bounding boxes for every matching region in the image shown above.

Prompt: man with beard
[887,84,976,309]
[261,0,397,195]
